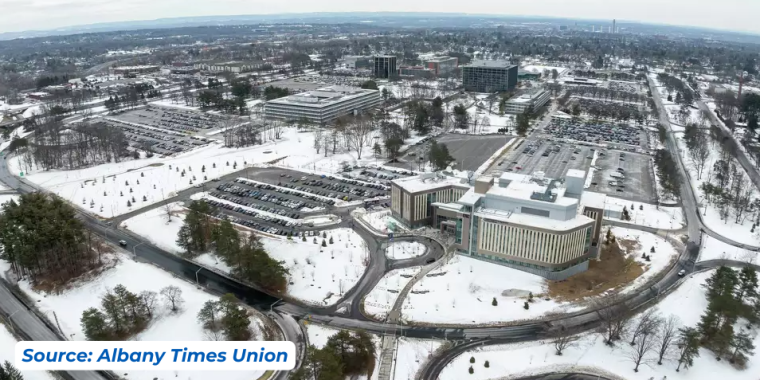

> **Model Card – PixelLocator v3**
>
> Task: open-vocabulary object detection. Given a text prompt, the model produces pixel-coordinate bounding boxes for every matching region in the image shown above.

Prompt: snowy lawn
[359,209,407,234]
[674,132,760,245]
[401,255,579,325]
[15,254,269,380]
[121,202,185,253]
[266,228,369,306]
[439,269,759,380]
[394,337,444,380]
[0,325,56,380]
[611,227,680,293]
[10,127,322,218]
[363,266,421,320]
[305,323,381,380]
[698,234,759,264]
[604,196,685,230]
[386,241,427,260]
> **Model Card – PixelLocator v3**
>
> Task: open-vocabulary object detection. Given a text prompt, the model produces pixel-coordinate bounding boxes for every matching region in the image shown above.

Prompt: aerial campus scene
[0,1,760,380]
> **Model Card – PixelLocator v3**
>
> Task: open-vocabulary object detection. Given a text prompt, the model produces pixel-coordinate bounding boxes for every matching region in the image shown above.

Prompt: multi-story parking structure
[391,169,607,280]
[263,86,382,125]
[462,60,518,93]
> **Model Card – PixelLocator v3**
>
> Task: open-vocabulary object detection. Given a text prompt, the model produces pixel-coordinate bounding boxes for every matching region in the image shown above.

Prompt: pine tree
[218,294,251,341]
[492,297,498,306]
[524,301,530,310]
[729,331,755,364]
[329,236,334,244]
[127,200,132,207]
[0,361,24,380]
[322,240,327,247]
[81,308,110,341]
[675,327,701,372]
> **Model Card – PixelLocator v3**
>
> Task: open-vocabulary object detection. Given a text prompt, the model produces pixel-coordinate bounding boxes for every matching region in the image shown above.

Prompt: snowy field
[0,326,56,380]
[14,254,268,380]
[363,266,421,320]
[401,255,575,325]
[674,132,760,245]
[359,210,406,234]
[264,228,369,306]
[10,126,321,218]
[603,197,685,230]
[305,324,381,380]
[386,241,427,260]
[698,234,759,264]
[439,269,759,380]
[121,202,184,252]
[665,104,704,126]
[465,104,514,134]
[394,338,444,380]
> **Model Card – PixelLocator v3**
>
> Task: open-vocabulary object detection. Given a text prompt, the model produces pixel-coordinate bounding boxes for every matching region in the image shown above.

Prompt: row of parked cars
[214,212,292,237]
[203,196,303,228]
[216,183,318,211]
[545,118,641,146]
[209,190,303,219]
[235,178,337,206]
[296,178,384,199]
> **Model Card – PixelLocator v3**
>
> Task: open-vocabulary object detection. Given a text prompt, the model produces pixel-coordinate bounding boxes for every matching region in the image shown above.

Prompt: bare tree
[629,308,662,346]
[627,330,657,372]
[656,315,680,365]
[139,290,158,319]
[595,294,631,346]
[689,132,710,180]
[551,327,580,356]
[344,114,375,160]
[314,129,323,154]
[160,285,184,312]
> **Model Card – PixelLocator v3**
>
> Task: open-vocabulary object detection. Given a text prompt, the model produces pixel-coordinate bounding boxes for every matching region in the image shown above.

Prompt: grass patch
[547,237,644,302]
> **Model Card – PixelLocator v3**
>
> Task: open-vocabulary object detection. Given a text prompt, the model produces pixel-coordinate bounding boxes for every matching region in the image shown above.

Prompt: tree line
[176,201,289,293]
[653,149,681,199]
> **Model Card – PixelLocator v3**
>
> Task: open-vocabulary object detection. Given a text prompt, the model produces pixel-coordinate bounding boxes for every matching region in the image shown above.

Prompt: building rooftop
[266,86,379,109]
[566,169,586,179]
[464,60,516,69]
[506,88,549,104]
[475,206,594,232]
[458,188,483,206]
[426,56,457,63]
[580,191,607,210]
[487,178,577,207]
[392,171,470,193]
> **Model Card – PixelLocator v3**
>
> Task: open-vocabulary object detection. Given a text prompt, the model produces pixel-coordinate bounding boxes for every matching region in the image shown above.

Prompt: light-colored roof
[487,179,577,207]
[580,191,607,210]
[476,207,594,232]
[265,86,379,108]
[392,171,470,193]
[566,169,586,179]
[464,60,516,69]
[458,188,483,206]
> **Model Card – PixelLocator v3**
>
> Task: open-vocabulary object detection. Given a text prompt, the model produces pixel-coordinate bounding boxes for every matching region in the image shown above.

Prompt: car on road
[425,258,436,264]
[678,269,686,277]
[118,240,127,247]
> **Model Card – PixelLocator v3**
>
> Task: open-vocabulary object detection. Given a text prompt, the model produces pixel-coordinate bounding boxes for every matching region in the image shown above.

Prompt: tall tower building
[613,19,616,33]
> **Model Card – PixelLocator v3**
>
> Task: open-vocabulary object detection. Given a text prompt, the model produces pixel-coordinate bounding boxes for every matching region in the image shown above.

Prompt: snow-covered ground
[394,338,444,380]
[264,228,369,306]
[0,325,56,380]
[698,234,759,263]
[603,197,685,230]
[611,227,680,293]
[401,255,574,325]
[305,323,381,380]
[122,203,368,307]
[439,269,759,380]
[14,254,268,380]
[465,104,514,134]
[359,209,406,234]
[674,132,760,245]
[363,266,421,320]
[386,241,427,260]
[665,104,704,126]
[10,127,320,218]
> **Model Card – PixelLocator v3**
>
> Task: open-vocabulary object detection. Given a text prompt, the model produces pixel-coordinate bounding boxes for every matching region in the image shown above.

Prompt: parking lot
[114,105,235,134]
[100,118,214,156]
[494,139,594,179]
[390,134,511,172]
[199,167,392,235]
[589,150,656,203]
[545,117,646,149]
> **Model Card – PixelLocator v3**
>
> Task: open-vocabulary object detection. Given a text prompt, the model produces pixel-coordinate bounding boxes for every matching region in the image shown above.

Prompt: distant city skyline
[1,0,758,36]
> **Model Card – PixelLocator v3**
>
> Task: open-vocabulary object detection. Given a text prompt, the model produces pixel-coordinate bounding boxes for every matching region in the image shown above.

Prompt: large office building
[374,55,398,79]
[425,56,459,76]
[503,89,551,114]
[193,61,262,73]
[391,169,606,280]
[263,86,382,125]
[462,60,518,93]
[399,66,434,79]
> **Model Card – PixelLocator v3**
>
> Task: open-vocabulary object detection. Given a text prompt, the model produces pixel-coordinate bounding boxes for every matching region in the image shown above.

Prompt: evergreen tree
[290,345,343,380]
[81,308,110,340]
[218,294,251,341]
[675,327,700,372]
[729,331,755,364]
[0,361,23,380]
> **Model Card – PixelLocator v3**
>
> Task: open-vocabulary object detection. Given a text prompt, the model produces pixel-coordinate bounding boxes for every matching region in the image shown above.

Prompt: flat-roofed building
[462,60,518,93]
[503,89,551,114]
[194,61,262,73]
[425,56,458,75]
[111,65,160,75]
[392,169,607,280]
[373,55,398,79]
[264,86,382,125]
[399,66,434,79]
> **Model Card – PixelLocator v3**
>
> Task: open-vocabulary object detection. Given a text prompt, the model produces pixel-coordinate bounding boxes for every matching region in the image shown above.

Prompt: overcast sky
[1,0,758,35]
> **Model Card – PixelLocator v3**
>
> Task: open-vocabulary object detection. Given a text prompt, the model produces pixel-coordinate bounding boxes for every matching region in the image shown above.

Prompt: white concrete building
[263,86,382,124]
[503,89,551,114]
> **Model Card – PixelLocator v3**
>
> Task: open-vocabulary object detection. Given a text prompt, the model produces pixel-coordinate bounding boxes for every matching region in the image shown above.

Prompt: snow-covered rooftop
[487,178,577,207]
[475,206,593,231]
[580,190,607,210]
[392,171,470,193]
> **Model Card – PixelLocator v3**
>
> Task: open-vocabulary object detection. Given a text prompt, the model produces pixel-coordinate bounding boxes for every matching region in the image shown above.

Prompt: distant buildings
[503,89,551,115]
[425,56,458,75]
[263,86,382,125]
[399,66,434,79]
[462,60,518,93]
[390,169,606,280]
[193,61,262,73]
[373,55,398,79]
[111,65,160,76]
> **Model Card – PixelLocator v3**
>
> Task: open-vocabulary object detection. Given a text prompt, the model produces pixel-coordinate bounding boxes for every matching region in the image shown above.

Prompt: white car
[677,269,686,277]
